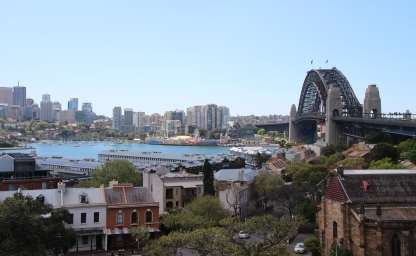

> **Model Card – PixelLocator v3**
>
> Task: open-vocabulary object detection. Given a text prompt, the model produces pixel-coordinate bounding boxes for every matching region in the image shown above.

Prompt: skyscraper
[112,106,122,131]
[81,103,93,113]
[123,108,134,132]
[0,87,13,106]
[68,98,79,111]
[40,94,53,122]
[202,104,218,131]
[52,101,62,121]
[218,106,230,129]
[12,85,26,107]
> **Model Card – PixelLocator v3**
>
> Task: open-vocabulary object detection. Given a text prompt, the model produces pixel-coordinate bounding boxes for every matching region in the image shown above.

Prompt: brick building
[104,182,159,251]
[317,169,416,256]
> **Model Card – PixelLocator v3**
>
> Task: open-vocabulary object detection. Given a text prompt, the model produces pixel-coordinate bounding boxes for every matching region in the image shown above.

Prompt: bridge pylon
[325,85,343,146]
[289,104,298,144]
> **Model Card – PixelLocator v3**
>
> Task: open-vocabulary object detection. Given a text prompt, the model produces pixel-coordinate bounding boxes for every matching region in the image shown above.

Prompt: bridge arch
[297,68,362,116]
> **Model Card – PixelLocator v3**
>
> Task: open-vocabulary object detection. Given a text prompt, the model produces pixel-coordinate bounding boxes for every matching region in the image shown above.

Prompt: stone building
[317,169,416,256]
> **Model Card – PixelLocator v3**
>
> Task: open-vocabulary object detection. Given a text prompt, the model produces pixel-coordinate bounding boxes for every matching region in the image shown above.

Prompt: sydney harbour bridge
[258,67,416,146]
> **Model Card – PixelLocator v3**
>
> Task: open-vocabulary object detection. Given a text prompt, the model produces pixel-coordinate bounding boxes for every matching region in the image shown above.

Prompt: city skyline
[1,1,415,116]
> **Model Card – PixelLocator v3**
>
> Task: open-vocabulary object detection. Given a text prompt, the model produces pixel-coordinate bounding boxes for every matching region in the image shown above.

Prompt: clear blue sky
[0,0,415,116]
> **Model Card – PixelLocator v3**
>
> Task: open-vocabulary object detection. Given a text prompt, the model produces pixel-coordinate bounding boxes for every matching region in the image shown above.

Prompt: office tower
[40,94,53,122]
[80,103,94,124]
[0,87,13,106]
[12,85,26,107]
[112,106,122,130]
[25,98,34,106]
[164,110,185,134]
[52,101,62,121]
[32,104,40,120]
[187,105,203,128]
[68,98,79,111]
[82,102,93,113]
[123,108,134,132]
[218,106,230,129]
[202,104,219,131]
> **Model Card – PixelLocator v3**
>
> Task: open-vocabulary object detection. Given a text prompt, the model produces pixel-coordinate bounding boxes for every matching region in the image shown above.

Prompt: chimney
[337,166,344,177]
[376,205,382,217]
[57,182,66,193]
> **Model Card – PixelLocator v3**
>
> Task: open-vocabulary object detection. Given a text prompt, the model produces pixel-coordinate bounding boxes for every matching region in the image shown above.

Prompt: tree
[368,143,399,163]
[203,159,215,196]
[131,226,151,251]
[256,128,266,136]
[304,235,320,256]
[254,153,271,168]
[252,172,283,211]
[77,160,142,187]
[0,194,76,256]
[162,196,227,232]
[149,215,301,256]
[336,157,366,169]
[369,157,404,169]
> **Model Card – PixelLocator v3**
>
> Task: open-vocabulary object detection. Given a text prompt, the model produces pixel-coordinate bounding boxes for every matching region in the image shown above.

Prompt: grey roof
[341,170,416,204]
[104,186,154,205]
[214,168,257,182]
[37,157,102,169]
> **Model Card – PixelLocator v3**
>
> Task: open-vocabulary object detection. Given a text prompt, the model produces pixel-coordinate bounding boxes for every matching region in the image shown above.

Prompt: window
[166,201,173,209]
[81,212,87,224]
[392,234,401,256]
[80,194,88,204]
[131,210,138,224]
[67,213,74,224]
[116,210,123,225]
[145,209,153,223]
[332,221,338,239]
[94,212,99,223]
[82,236,89,245]
[166,188,173,199]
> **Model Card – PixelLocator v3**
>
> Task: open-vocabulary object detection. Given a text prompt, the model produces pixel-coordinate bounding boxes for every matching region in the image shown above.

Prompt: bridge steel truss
[297,68,362,117]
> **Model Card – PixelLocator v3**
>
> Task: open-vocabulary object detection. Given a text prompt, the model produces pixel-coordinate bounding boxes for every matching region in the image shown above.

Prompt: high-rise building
[112,106,122,131]
[123,108,134,132]
[12,85,26,107]
[40,94,53,122]
[202,104,218,131]
[187,105,203,128]
[82,103,93,113]
[25,98,34,106]
[218,106,230,129]
[52,101,62,121]
[164,110,185,134]
[68,98,79,111]
[0,87,13,106]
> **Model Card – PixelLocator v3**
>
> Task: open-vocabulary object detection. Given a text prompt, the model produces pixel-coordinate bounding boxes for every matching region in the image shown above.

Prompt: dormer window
[80,194,89,204]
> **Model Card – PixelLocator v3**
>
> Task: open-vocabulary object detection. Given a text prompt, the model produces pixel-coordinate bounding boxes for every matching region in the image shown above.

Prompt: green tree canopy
[202,159,215,196]
[336,157,366,169]
[77,160,142,187]
[369,157,405,169]
[0,193,76,256]
[162,196,228,232]
[304,235,320,256]
[368,143,399,163]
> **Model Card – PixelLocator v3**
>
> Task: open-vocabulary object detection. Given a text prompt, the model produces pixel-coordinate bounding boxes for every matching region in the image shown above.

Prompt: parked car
[238,231,250,239]
[294,242,305,254]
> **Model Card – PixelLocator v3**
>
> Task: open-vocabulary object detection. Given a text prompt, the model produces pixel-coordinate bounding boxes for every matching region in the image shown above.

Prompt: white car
[294,242,305,254]
[238,231,250,239]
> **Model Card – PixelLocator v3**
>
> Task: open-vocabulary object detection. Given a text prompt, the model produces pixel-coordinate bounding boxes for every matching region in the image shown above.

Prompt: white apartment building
[0,184,107,252]
[143,168,203,213]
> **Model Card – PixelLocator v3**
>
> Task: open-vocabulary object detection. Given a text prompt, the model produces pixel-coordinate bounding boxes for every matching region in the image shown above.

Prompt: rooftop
[214,168,257,182]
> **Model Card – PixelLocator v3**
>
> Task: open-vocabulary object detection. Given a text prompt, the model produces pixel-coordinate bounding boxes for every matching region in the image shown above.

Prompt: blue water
[29,141,229,159]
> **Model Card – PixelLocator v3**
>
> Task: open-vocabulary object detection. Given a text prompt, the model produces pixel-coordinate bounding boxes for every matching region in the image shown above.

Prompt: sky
[0,0,415,117]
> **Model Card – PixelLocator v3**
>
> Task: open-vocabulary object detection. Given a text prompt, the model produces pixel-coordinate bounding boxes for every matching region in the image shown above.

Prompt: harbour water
[29,141,229,159]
